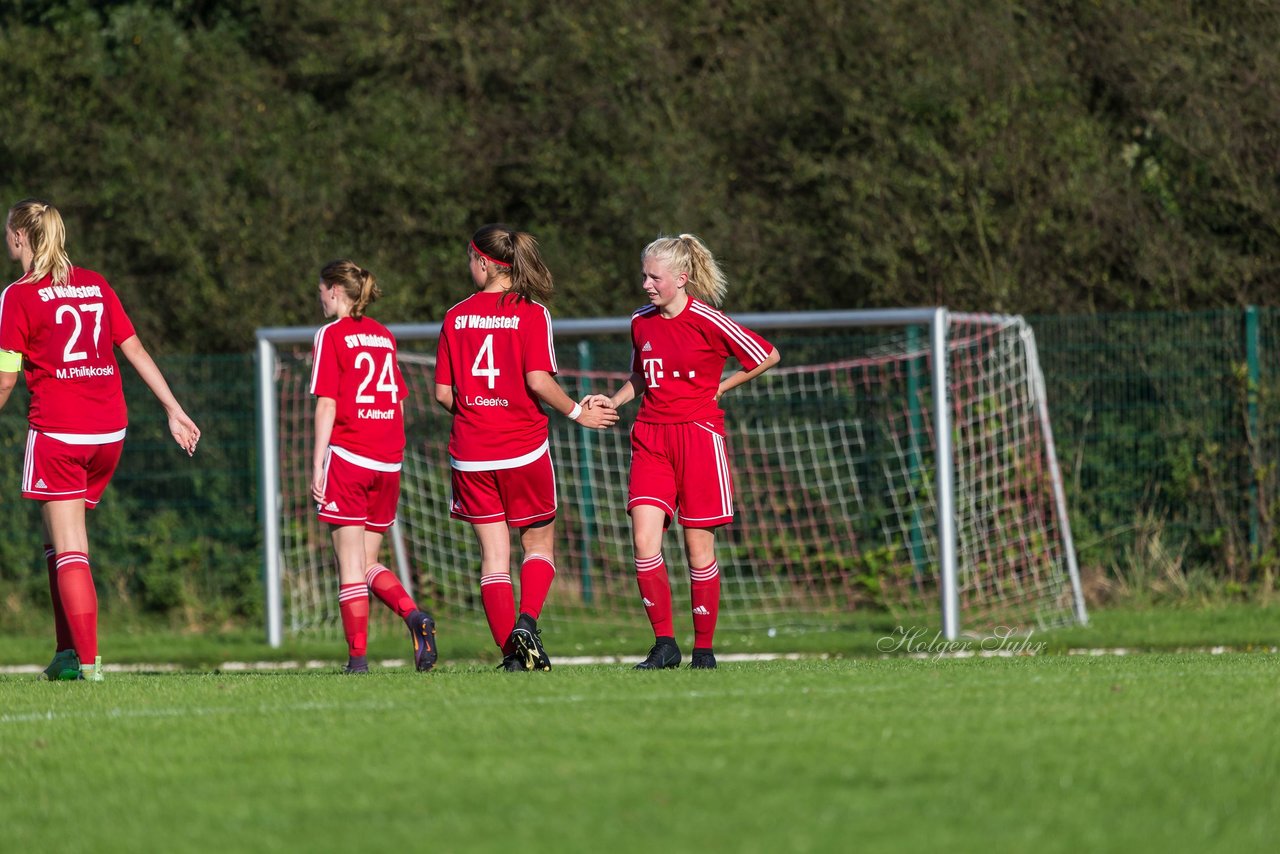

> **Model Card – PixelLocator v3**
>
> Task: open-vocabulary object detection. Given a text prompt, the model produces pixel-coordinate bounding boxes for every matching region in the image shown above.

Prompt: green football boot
[43,649,80,681]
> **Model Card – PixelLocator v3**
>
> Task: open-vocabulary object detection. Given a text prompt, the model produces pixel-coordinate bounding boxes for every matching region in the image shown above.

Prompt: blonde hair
[642,233,728,307]
[320,259,381,319]
[8,198,71,286]
[469,223,553,304]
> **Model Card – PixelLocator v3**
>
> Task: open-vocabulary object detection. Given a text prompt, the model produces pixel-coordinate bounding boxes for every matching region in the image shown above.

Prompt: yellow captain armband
[0,350,21,373]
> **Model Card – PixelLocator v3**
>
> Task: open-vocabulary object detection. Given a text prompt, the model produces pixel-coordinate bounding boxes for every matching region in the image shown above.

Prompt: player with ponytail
[434,224,618,672]
[589,233,780,670]
[310,259,437,673]
[0,198,201,681]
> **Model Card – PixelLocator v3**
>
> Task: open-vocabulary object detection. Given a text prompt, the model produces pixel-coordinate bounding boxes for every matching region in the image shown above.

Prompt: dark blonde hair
[469,223,553,304]
[642,233,728,307]
[8,198,72,286]
[320,259,381,319]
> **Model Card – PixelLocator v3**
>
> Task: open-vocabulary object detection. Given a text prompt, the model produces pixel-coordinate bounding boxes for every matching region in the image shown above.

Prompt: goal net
[256,309,1086,646]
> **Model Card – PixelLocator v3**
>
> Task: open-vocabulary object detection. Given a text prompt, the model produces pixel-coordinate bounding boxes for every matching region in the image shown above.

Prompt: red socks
[637,555,721,647]
[480,560,554,654]
[635,553,674,638]
[480,574,516,653]
[518,555,555,620]
[690,560,721,649]
[338,583,369,657]
[365,564,417,619]
[55,551,97,663]
[45,544,73,652]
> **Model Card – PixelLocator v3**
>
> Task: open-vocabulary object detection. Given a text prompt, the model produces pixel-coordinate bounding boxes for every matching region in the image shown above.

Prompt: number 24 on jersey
[355,351,398,403]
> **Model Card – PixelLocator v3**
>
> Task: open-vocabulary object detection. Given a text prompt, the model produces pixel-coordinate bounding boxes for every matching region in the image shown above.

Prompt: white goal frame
[255,308,1087,647]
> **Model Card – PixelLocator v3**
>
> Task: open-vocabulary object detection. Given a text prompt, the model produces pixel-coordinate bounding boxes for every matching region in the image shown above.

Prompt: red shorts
[316,449,401,532]
[627,420,734,528]
[450,450,557,527]
[22,429,125,508]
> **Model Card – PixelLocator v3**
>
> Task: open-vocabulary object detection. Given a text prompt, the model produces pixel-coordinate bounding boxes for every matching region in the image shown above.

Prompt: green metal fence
[0,354,260,624]
[1032,308,1276,584]
[1,309,1277,627]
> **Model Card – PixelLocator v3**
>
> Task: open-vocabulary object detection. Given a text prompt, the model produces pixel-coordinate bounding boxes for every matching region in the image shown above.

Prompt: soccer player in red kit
[310,260,438,674]
[589,234,780,670]
[434,224,617,671]
[0,198,201,681]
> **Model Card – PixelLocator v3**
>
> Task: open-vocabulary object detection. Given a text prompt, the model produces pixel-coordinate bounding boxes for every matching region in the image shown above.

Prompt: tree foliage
[1,0,1277,353]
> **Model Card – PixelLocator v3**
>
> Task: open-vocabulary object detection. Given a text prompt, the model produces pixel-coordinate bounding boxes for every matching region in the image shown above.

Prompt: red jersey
[630,298,773,427]
[310,316,407,465]
[435,291,557,469]
[0,267,136,434]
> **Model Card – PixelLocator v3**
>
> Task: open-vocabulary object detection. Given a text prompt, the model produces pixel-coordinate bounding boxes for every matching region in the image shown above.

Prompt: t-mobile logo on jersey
[642,357,664,387]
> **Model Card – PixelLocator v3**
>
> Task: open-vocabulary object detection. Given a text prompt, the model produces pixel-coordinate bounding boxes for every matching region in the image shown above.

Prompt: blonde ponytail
[8,199,72,286]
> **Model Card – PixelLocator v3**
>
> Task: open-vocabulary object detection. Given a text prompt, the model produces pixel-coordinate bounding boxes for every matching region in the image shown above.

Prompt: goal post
[255,308,1086,648]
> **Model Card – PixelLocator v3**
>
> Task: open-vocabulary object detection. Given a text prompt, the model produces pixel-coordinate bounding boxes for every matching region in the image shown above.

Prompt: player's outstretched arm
[118,335,201,456]
[602,372,646,411]
[526,371,618,430]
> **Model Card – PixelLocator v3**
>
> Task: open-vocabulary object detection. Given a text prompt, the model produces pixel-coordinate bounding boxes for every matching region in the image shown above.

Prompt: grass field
[3,645,1278,853]
[4,601,1280,671]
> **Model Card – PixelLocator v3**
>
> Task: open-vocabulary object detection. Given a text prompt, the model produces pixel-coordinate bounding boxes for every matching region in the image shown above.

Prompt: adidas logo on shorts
[35,479,48,489]
[324,501,339,512]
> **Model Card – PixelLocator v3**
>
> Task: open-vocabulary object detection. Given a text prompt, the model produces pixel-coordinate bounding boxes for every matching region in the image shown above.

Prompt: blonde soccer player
[0,198,201,681]
[588,234,780,670]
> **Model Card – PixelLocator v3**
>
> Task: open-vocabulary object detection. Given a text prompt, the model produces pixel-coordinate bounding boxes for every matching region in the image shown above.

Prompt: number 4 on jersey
[471,334,500,389]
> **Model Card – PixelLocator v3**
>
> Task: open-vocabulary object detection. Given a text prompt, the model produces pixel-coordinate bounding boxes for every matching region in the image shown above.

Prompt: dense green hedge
[1,1,1278,355]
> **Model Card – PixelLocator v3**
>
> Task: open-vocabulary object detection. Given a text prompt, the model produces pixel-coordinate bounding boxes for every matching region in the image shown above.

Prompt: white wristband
[567,402,583,422]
